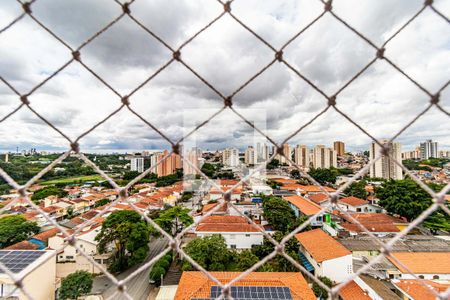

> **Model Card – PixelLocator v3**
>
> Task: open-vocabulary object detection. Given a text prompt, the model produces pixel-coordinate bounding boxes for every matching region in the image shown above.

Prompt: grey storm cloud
[0,0,449,152]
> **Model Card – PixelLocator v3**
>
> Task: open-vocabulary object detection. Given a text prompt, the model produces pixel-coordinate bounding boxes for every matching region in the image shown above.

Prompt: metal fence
[0,0,449,299]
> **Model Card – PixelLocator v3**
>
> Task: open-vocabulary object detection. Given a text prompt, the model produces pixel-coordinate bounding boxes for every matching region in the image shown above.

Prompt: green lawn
[39,175,104,185]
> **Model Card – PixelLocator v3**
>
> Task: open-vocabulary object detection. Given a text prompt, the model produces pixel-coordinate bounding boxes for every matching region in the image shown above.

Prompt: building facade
[420,139,438,159]
[130,157,144,173]
[244,146,257,165]
[334,141,345,156]
[294,144,310,168]
[369,140,403,180]
[313,145,337,169]
[222,148,239,167]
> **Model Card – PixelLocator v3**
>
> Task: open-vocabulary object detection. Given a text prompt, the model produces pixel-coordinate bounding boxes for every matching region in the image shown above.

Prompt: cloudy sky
[0,0,449,153]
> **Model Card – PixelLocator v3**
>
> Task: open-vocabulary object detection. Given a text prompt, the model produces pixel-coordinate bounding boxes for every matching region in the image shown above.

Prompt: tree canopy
[31,186,68,202]
[344,180,368,199]
[95,210,149,272]
[376,179,432,221]
[182,235,235,271]
[154,206,193,236]
[58,271,93,300]
[0,215,40,248]
[308,168,338,184]
[262,197,296,232]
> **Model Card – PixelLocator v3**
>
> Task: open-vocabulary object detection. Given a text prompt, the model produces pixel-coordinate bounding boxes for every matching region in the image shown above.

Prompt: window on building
[66,255,74,260]
[419,275,425,279]
[245,234,250,237]
[316,216,322,221]
[95,259,102,264]
[433,275,439,279]
[230,245,236,249]
[229,234,236,239]
[356,208,361,212]
[389,274,395,279]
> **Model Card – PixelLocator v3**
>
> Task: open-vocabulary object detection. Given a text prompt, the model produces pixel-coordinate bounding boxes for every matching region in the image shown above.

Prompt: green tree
[182,235,235,271]
[237,250,259,271]
[0,215,40,248]
[344,180,368,199]
[31,186,68,202]
[308,168,338,184]
[267,159,280,170]
[252,232,300,272]
[376,179,431,221]
[94,198,111,208]
[95,210,149,272]
[154,206,193,236]
[58,271,93,300]
[263,197,296,232]
[312,276,333,299]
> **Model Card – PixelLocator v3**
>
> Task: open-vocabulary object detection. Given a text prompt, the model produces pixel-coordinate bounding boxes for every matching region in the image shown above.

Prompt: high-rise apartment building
[151,150,182,177]
[294,145,310,168]
[420,139,438,159]
[222,148,239,167]
[184,147,203,175]
[401,147,421,160]
[333,141,345,156]
[369,140,403,180]
[313,145,337,169]
[275,144,291,165]
[130,157,144,173]
[439,150,450,158]
[256,142,269,163]
[244,146,257,166]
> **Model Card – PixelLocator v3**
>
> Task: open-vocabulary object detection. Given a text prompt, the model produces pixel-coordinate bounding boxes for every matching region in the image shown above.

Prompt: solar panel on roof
[0,250,45,274]
[208,286,293,300]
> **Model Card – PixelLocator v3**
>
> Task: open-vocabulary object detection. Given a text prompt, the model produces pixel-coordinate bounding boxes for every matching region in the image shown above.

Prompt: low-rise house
[48,220,109,277]
[338,213,408,237]
[339,235,450,259]
[284,195,325,226]
[0,250,56,300]
[295,229,353,283]
[392,279,449,300]
[307,193,330,207]
[338,196,382,213]
[209,188,242,202]
[386,252,450,280]
[195,216,263,249]
[173,271,316,300]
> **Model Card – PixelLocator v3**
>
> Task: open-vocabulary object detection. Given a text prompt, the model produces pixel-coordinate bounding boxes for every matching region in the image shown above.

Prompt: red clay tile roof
[196,223,260,233]
[339,196,368,207]
[196,215,260,233]
[387,252,450,274]
[5,240,40,250]
[272,178,298,184]
[298,185,336,193]
[284,195,321,216]
[201,216,247,223]
[339,213,406,233]
[279,183,304,191]
[339,281,371,300]
[201,202,227,214]
[174,272,316,300]
[307,193,329,204]
[32,228,59,243]
[295,229,351,262]
[394,280,449,300]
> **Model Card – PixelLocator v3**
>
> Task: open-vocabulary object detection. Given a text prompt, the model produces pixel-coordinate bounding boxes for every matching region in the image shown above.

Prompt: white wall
[321,254,353,283]
[338,203,382,213]
[196,232,263,249]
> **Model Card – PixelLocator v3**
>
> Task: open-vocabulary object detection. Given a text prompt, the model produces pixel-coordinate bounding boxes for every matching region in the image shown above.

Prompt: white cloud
[0,0,449,153]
